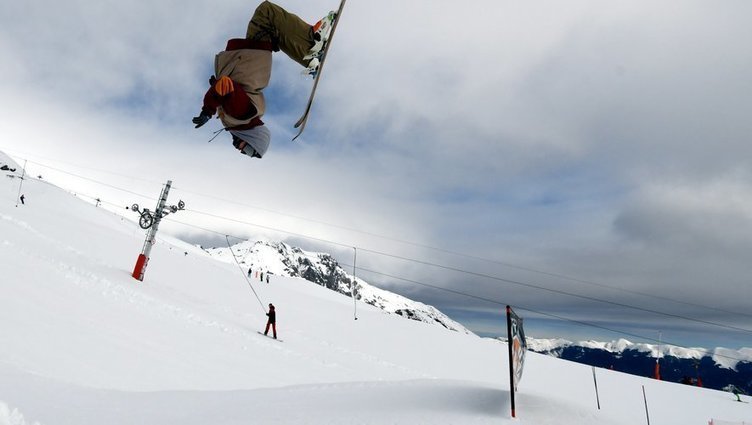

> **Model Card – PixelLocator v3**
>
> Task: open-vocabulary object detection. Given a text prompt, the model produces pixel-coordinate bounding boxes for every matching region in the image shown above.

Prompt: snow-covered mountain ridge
[203,239,472,334]
[524,336,752,394]
[526,337,752,370]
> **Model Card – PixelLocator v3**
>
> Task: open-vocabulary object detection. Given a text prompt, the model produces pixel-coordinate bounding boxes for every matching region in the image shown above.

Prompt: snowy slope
[1,150,750,425]
[204,239,472,334]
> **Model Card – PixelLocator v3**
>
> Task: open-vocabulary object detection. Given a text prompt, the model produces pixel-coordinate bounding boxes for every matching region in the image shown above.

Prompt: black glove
[192,112,210,128]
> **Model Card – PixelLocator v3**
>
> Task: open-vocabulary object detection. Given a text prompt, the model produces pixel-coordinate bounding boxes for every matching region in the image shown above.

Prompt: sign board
[506,305,527,417]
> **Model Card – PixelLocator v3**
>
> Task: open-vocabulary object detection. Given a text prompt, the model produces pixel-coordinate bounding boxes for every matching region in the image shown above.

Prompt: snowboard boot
[303,10,337,77]
[304,57,321,77]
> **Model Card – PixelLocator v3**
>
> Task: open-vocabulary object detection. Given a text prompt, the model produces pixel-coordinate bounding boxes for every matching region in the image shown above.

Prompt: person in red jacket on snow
[192,1,336,159]
[264,303,277,339]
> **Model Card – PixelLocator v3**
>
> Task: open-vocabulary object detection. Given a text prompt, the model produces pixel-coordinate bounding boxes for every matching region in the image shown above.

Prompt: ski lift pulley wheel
[139,211,154,229]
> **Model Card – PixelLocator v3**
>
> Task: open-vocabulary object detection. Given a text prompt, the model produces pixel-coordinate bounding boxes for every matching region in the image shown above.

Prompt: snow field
[1,151,750,424]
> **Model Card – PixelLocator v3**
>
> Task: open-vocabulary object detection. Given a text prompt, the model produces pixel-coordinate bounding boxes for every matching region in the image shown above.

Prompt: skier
[19,194,25,205]
[732,386,742,402]
[192,1,337,159]
[264,303,277,339]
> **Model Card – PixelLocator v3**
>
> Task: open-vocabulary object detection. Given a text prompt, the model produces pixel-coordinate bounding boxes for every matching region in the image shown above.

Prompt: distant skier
[264,303,277,339]
[732,386,742,402]
[192,1,337,159]
[19,194,25,205]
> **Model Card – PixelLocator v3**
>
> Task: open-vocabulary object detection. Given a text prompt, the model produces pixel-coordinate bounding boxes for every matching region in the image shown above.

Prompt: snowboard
[257,331,283,342]
[292,0,347,141]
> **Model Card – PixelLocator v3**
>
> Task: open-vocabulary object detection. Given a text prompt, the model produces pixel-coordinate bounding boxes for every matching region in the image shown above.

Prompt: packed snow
[1,150,750,424]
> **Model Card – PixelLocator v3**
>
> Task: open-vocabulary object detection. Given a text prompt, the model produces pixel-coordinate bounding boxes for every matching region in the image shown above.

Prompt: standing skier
[264,303,277,339]
[192,1,336,159]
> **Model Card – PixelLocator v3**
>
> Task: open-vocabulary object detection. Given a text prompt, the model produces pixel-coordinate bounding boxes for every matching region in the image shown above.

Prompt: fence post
[642,385,651,425]
[352,247,358,320]
[592,367,601,410]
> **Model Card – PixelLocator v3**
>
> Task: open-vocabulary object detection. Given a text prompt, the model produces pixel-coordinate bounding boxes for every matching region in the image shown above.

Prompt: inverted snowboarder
[192,1,338,158]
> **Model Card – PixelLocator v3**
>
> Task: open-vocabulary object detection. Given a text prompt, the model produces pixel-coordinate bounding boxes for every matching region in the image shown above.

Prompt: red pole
[695,363,703,387]
[132,254,148,281]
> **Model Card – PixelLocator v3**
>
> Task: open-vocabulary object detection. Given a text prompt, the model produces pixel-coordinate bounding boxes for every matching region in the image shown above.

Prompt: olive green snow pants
[246,1,315,67]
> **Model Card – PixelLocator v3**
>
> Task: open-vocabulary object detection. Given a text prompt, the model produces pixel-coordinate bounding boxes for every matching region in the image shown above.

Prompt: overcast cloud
[1,0,751,349]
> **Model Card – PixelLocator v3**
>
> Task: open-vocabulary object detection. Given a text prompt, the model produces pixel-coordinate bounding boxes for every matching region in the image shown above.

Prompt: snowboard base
[292,0,347,141]
[257,331,283,342]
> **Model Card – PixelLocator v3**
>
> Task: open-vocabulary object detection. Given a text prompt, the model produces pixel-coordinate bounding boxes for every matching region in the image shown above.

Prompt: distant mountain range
[203,239,472,335]
[526,337,752,394]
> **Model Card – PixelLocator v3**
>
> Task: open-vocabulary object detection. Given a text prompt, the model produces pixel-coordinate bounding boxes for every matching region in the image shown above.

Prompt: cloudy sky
[1,0,751,349]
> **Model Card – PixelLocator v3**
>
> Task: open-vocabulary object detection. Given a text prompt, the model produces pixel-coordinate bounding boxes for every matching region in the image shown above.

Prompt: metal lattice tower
[130,180,184,281]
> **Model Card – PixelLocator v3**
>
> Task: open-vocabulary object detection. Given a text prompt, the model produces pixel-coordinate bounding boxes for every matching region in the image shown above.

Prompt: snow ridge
[204,240,472,334]
[527,337,752,370]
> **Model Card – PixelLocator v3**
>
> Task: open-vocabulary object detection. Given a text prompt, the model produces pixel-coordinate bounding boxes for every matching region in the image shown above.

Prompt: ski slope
[204,239,473,334]
[1,151,750,424]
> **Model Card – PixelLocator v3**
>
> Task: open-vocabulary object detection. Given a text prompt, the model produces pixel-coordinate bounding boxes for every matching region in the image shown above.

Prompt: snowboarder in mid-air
[192,1,338,158]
